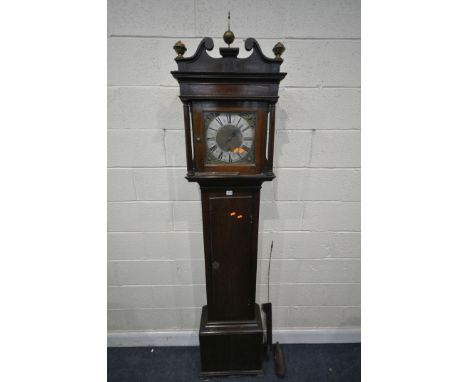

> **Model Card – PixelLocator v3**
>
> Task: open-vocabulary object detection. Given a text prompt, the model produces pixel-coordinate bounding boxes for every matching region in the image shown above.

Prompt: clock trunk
[201,187,260,321]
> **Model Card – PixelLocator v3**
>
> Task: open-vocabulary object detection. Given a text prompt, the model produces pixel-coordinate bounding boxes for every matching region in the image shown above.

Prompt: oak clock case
[172,33,286,377]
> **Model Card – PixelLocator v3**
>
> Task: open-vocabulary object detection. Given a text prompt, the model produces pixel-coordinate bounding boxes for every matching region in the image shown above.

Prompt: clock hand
[224,131,237,145]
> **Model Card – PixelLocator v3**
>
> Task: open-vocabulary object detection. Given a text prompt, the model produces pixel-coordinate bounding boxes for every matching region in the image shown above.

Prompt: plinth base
[199,304,264,377]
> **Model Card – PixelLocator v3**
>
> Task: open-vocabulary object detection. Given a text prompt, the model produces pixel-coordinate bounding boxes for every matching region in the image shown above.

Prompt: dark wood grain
[266,103,276,174]
[200,186,261,321]
[182,103,194,175]
[171,35,286,376]
[199,305,264,376]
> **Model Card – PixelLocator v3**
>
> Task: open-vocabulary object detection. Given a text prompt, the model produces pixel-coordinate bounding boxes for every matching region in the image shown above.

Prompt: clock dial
[204,112,256,164]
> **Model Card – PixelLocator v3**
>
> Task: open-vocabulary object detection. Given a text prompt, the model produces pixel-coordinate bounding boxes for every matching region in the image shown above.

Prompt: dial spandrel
[204,112,256,165]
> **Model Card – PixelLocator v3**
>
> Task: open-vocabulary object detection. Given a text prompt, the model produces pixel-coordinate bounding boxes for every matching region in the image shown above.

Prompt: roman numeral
[235,118,241,127]
[209,145,217,152]
[241,145,250,152]
[241,126,249,132]
[218,152,223,160]
[215,117,223,126]
[207,137,215,140]
[244,137,253,141]
[228,154,232,163]
[227,113,231,123]
[208,127,217,132]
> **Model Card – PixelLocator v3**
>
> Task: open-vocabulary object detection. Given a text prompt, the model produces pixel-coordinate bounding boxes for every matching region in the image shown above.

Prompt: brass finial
[223,11,235,46]
[273,42,285,59]
[173,40,187,58]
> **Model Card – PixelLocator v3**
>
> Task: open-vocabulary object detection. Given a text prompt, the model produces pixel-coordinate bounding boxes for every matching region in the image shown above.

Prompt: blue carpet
[108,344,360,381]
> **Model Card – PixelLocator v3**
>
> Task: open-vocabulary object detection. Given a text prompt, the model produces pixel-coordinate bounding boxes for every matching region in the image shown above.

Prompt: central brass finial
[223,11,235,47]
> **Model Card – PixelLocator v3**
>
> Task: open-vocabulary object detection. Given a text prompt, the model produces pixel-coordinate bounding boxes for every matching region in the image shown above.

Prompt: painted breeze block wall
[108,0,361,335]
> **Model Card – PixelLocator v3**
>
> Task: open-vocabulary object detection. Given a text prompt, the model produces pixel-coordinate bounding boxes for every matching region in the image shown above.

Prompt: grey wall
[108,0,360,333]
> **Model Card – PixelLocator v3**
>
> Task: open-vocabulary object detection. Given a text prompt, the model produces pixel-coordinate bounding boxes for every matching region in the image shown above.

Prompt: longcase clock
[171,25,286,377]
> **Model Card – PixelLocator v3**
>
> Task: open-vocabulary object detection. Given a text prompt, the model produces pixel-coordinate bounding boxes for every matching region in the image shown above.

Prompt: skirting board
[108,328,360,347]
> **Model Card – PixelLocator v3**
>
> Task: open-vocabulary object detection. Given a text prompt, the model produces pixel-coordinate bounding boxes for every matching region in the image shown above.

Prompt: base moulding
[108,328,361,347]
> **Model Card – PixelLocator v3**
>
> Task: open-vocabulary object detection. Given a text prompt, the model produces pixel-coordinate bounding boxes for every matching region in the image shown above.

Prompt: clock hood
[171,37,286,80]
